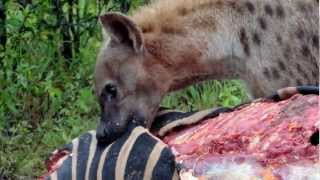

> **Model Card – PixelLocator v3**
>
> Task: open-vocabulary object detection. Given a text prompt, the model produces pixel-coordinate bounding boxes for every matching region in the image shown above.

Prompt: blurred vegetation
[0,0,247,179]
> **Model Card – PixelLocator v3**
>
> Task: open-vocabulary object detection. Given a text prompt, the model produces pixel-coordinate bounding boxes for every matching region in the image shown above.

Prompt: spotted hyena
[94,0,319,143]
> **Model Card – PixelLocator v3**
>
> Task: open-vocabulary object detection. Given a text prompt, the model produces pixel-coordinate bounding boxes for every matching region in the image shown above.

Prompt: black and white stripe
[152,107,232,137]
[267,85,319,101]
[46,127,178,180]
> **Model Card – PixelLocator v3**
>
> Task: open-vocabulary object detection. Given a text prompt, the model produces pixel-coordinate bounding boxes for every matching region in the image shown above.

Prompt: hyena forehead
[95,41,145,96]
[98,40,136,64]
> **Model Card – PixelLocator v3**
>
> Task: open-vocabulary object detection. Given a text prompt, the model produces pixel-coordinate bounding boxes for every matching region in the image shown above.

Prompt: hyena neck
[142,2,247,92]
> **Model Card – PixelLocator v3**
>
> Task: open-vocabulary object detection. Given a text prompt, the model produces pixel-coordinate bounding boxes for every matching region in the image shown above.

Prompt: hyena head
[94,13,168,143]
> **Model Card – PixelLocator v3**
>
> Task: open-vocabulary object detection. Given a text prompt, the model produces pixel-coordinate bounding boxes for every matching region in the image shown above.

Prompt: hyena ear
[100,12,144,53]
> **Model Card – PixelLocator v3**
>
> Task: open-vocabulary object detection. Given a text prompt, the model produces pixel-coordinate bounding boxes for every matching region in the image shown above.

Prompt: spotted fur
[94,0,319,142]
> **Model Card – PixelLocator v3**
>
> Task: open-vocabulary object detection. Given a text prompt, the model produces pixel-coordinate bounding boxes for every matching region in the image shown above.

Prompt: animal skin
[94,0,319,143]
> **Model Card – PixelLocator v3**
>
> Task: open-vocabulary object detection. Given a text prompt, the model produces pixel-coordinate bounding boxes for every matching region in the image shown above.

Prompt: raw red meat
[163,94,319,179]
[40,93,319,180]
[39,149,70,179]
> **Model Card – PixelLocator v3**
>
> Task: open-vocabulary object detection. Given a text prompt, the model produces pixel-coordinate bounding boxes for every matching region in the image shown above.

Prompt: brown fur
[94,0,319,142]
[133,0,217,34]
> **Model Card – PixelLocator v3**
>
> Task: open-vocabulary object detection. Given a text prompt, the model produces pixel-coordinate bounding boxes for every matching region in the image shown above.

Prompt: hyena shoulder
[226,0,319,96]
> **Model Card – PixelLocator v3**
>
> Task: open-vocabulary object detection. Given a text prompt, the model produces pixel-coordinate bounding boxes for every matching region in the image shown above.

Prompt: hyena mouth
[96,120,128,145]
[130,112,147,127]
[96,112,146,144]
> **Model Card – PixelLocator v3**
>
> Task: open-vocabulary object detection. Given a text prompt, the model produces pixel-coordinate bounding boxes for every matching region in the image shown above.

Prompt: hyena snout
[96,110,147,144]
[96,118,127,144]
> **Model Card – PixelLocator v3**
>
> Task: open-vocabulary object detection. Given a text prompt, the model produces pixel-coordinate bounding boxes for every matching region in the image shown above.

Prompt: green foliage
[0,0,248,178]
[162,80,247,111]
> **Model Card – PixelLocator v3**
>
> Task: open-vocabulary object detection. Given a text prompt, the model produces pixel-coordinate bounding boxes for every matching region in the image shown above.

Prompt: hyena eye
[104,84,117,101]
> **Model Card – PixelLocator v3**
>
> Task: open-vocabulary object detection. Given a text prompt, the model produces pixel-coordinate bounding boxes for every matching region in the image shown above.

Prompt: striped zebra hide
[39,86,319,180]
[41,125,179,180]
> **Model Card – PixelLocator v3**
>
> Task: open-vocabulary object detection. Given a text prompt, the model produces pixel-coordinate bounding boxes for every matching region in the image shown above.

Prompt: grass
[162,80,248,111]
